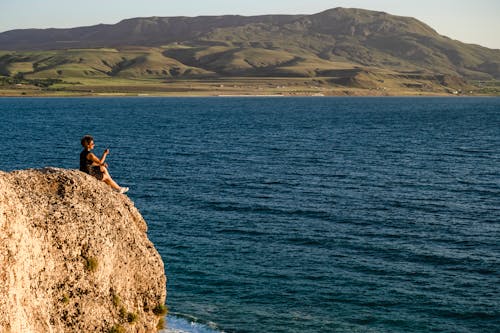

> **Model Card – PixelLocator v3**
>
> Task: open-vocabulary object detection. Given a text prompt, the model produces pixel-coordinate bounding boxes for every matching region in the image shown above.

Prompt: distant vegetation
[0,8,499,96]
[0,75,64,88]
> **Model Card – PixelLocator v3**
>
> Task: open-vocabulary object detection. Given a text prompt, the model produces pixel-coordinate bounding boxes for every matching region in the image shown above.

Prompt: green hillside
[0,8,499,96]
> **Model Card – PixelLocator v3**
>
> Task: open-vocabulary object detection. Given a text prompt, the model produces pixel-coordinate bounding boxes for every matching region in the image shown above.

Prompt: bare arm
[87,149,109,166]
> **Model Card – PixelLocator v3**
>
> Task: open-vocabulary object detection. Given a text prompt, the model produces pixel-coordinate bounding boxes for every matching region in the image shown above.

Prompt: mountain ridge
[0,8,499,95]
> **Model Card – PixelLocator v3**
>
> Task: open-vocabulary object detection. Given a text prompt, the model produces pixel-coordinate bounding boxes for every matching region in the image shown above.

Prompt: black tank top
[80,149,92,174]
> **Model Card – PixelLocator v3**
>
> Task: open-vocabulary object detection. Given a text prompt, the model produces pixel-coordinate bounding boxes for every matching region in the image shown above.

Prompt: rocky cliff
[0,168,167,333]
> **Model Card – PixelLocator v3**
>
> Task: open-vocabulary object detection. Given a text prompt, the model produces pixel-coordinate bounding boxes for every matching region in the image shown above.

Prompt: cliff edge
[0,168,167,333]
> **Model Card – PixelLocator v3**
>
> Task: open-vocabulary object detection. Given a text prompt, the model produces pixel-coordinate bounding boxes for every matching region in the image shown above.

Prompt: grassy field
[0,46,497,97]
[2,75,496,97]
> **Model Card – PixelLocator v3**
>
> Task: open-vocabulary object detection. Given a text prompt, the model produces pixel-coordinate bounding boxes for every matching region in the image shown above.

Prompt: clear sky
[1,0,499,49]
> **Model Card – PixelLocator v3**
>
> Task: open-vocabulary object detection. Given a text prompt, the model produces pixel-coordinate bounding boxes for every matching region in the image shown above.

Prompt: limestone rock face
[0,168,166,333]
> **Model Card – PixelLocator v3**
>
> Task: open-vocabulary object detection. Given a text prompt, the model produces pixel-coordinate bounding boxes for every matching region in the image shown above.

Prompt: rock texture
[0,168,166,333]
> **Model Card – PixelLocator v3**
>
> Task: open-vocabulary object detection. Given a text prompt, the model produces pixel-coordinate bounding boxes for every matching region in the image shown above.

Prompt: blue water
[0,97,499,333]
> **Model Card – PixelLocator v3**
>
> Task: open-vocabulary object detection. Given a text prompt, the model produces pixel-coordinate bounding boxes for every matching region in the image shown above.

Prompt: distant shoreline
[0,88,493,98]
[0,94,476,98]
[1,77,497,98]
[0,93,495,98]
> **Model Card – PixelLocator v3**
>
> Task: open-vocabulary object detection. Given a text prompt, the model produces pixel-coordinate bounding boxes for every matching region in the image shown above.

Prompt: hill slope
[0,8,499,95]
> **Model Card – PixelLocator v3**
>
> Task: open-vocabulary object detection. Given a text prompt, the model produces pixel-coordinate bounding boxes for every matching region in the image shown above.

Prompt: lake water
[0,97,499,333]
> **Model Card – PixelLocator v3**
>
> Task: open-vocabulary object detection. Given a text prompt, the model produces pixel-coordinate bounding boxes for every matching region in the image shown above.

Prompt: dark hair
[81,135,94,147]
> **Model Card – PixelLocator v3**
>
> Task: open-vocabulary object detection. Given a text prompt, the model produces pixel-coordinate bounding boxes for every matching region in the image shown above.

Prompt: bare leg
[100,166,122,191]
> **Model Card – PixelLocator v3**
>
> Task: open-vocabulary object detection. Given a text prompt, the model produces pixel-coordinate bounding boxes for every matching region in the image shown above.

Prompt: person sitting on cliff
[80,135,129,194]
